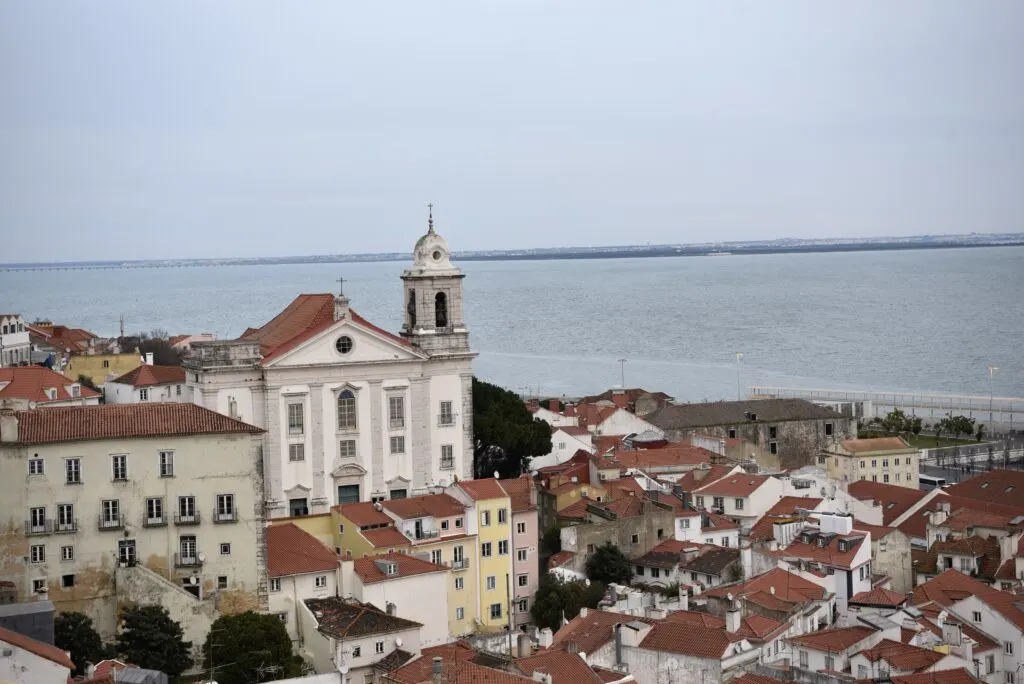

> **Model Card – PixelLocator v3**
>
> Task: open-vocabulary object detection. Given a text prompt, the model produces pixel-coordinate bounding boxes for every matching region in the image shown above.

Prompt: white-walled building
[529,427,592,472]
[340,552,450,647]
[950,591,1024,684]
[104,362,191,404]
[0,624,74,684]
[267,523,341,646]
[692,472,785,530]
[299,597,422,682]
[186,213,475,517]
[0,314,31,368]
[0,366,101,408]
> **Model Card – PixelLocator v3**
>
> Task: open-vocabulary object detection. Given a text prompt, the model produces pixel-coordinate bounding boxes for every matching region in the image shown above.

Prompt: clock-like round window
[335,335,354,355]
[432,250,442,261]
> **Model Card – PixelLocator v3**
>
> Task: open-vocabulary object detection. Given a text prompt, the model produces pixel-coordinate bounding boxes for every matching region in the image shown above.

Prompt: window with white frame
[315,575,327,588]
[389,436,405,454]
[439,400,454,426]
[270,578,281,592]
[799,651,808,668]
[518,574,528,587]
[498,508,508,524]
[481,542,492,557]
[217,494,235,520]
[481,510,490,526]
[139,388,149,401]
[1005,641,1014,655]
[455,577,464,590]
[681,518,690,529]
[30,545,45,563]
[159,451,174,477]
[734,498,744,510]
[339,440,356,459]
[65,458,81,484]
[337,390,357,430]
[388,396,405,428]
[431,549,442,565]
[288,403,304,435]
[498,540,509,555]
[440,444,454,469]
[28,458,44,475]
[517,521,526,534]
[490,604,502,619]
[61,546,74,562]
[456,607,465,620]
[517,549,528,562]
[111,454,127,481]
[375,641,384,654]
[486,576,496,590]
[28,507,46,533]
[518,599,529,613]
[289,444,305,462]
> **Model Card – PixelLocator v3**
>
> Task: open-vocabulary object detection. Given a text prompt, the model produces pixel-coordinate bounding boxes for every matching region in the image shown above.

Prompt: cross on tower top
[336,276,346,296]
[427,202,435,234]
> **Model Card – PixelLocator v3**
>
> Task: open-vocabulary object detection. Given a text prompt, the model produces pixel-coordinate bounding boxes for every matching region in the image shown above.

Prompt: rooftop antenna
[119,314,124,338]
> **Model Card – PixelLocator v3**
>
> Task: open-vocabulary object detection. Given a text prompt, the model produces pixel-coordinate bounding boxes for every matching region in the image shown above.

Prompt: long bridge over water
[749,386,1024,433]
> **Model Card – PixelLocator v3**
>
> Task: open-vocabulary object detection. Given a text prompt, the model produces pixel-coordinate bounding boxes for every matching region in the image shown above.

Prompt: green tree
[76,374,102,394]
[940,413,976,442]
[881,409,908,434]
[910,417,923,437]
[116,605,192,677]
[530,575,606,631]
[55,612,107,676]
[975,424,985,442]
[541,525,563,556]
[585,542,633,586]
[203,612,300,684]
[472,378,552,478]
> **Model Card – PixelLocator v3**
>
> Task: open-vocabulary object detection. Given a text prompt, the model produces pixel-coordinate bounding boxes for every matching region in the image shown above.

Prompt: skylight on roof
[980,483,990,489]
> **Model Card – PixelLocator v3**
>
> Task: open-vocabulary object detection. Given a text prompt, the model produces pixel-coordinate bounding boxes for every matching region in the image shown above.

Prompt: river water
[2,247,1021,401]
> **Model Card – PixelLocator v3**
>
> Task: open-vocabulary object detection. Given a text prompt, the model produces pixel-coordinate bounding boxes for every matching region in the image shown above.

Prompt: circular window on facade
[432,250,442,261]
[335,335,354,355]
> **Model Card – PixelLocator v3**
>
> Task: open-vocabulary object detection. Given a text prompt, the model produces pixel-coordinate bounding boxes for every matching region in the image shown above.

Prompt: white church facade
[185,212,475,517]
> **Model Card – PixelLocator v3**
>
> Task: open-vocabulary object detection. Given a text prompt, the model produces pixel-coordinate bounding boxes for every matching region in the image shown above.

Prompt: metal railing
[24,520,53,535]
[98,514,124,531]
[175,512,201,525]
[449,558,470,571]
[143,515,167,528]
[440,458,455,471]
[437,415,456,427]
[213,509,238,524]
[174,552,202,568]
[55,519,78,533]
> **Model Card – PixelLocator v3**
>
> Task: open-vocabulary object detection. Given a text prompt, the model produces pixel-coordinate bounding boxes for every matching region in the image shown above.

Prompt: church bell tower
[400,206,471,357]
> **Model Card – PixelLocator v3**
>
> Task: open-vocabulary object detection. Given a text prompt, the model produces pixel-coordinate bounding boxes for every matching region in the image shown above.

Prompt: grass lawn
[857,430,978,449]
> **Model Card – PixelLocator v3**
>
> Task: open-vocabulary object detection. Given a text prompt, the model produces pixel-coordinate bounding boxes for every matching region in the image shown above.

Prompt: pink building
[501,476,540,627]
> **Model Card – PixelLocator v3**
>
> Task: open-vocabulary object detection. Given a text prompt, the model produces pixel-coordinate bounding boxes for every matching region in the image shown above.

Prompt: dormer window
[69,384,80,397]
[45,387,57,400]
[385,562,398,576]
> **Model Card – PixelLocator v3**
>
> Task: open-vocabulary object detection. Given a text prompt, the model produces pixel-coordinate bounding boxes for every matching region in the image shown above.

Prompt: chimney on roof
[334,293,350,321]
[726,602,741,633]
[144,352,153,366]
[0,409,17,443]
[432,656,443,684]
[537,627,554,649]
[679,584,689,611]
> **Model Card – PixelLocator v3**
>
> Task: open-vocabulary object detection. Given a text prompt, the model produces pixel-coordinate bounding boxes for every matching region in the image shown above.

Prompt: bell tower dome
[400,205,470,356]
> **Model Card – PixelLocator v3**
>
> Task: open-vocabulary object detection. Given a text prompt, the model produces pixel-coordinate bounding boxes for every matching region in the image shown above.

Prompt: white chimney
[834,514,853,535]
[333,294,350,321]
[145,352,154,365]
[0,410,17,443]
[726,604,742,633]
[537,628,554,649]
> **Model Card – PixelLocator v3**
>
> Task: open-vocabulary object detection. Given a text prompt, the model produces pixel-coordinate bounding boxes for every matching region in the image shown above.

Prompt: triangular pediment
[265,316,426,368]
[332,462,368,479]
[386,475,411,488]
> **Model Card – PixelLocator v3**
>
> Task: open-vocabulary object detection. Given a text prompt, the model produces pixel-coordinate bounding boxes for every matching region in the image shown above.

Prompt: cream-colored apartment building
[823,437,920,489]
[0,403,267,648]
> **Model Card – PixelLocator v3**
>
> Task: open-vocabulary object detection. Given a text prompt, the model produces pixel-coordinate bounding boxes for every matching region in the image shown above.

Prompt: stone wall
[559,505,676,575]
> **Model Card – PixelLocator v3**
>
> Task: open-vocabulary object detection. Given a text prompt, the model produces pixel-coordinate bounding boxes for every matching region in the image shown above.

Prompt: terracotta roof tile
[910,569,998,607]
[849,587,907,607]
[858,639,945,672]
[639,622,734,657]
[945,470,1024,508]
[695,472,773,497]
[515,648,603,683]
[390,649,532,684]
[973,587,1024,631]
[0,366,101,404]
[552,611,655,655]
[5,403,263,444]
[267,523,340,577]
[336,501,393,527]
[353,552,448,584]
[648,398,842,430]
[109,364,186,387]
[942,508,1022,533]
[457,478,509,501]
[664,610,725,628]
[733,614,788,642]
[733,674,790,684]
[889,669,979,684]
[383,493,466,520]
[787,625,876,652]
[598,496,645,519]
[607,444,713,470]
[839,437,913,453]
[498,477,537,512]
[633,539,706,568]
[847,480,927,525]
[705,567,828,605]
[915,536,1003,580]
[703,510,740,531]
[0,624,74,670]
[363,527,413,549]
[774,529,868,570]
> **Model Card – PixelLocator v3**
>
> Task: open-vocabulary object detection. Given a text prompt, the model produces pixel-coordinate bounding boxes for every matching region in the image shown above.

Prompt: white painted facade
[104,380,192,404]
[530,428,593,472]
[269,569,341,646]
[0,314,31,368]
[593,408,660,437]
[339,559,450,647]
[950,594,1023,684]
[532,405,577,428]
[0,635,71,684]
[186,220,476,517]
[694,477,785,529]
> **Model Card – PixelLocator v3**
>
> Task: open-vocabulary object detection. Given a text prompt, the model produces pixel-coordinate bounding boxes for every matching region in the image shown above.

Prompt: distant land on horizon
[3,232,1023,271]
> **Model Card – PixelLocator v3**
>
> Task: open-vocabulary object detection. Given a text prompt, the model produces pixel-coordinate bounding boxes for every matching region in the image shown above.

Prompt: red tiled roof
[703,510,740,531]
[733,614,788,643]
[558,426,590,437]
[847,480,928,525]
[363,527,412,549]
[599,496,645,519]
[592,434,627,456]
[839,437,913,453]
[973,587,1024,631]
[639,622,734,658]
[0,366,101,404]
[664,610,725,628]
[633,539,705,568]
[733,675,790,684]
[267,523,340,577]
[849,587,907,607]
[852,520,896,540]
[858,639,945,672]
[942,508,1021,532]
[457,478,509,501]
[240,294,414,364]
[889,669,979,684]
[787,625,876,652]
[773,530,868,570]
[696,473,772,497]
[915,536,1003,580]
[0,624,74,670]
[945,470,1024,508]
[910,569,998,607]
[109,364,186,387]
[390,650,532,684]
[5,403,263,444]
[705,567,828,604]
[556,498,593,521]
[336,502,393,527]
[899,495,1024,539]
[383,493,465,520]
[515,648,604,683]
[608,444,713,470]
[552,611,655,655]
[601,477,648,500]
[498,477,537,512]
[353,552,447,584]
[673,463,740,492]
[28,324,96,353]
[548,551,575,570]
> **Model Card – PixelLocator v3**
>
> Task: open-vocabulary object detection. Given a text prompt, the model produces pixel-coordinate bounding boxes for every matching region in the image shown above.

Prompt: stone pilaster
[369,380,384,495]
[410,377,431,489]
[309,383,326,506]
[264,388,284,511]
[460,372,474,480]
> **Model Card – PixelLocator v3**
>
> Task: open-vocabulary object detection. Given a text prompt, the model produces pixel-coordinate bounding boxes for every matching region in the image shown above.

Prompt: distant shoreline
[3,236,1023,271]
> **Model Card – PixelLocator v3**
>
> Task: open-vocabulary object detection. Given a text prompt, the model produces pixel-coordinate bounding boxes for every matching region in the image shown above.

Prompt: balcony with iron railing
[213,509,238,524]
[143,515,167,528]
[24,519,53,536]
[54,519,78,534]
[405,528,440,542]
[449,558,470,571]
[389,418,406,430]
[440,457,455,471]
[437,414,456,427]
[97,514,124,531]
[174,552,203,568]
[174,511,201,526]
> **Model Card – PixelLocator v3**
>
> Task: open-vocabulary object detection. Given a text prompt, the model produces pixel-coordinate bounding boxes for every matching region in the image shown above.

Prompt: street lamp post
[988,365,998,432]
[735,352,744,401]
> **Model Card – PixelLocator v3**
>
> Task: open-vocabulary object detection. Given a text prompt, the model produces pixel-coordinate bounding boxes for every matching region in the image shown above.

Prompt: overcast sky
[1,2,1022,263]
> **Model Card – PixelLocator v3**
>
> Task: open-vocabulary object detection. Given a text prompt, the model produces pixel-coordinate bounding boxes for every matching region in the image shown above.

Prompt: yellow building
[333,496,480,637]
[823,437,920,488]
[448,479,514,631]
[268,512,336,549]
[65,352,141,386]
